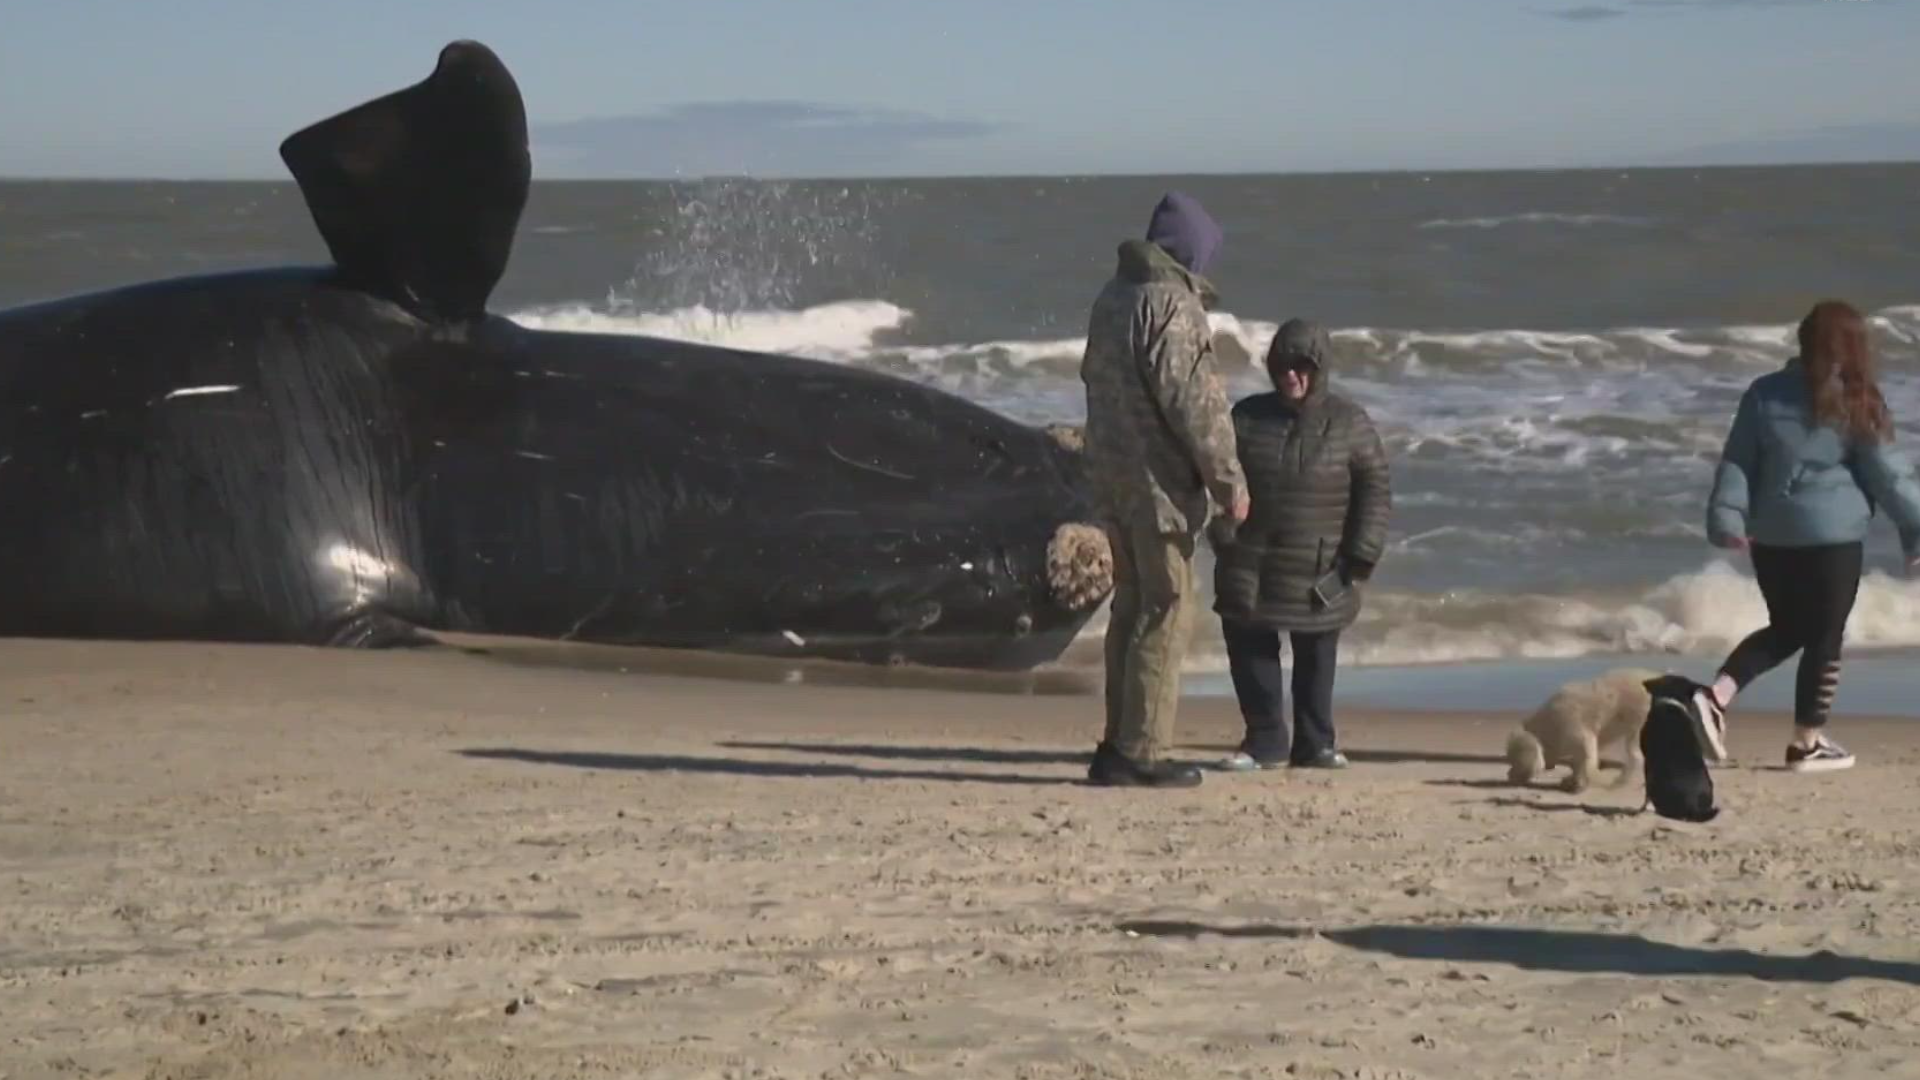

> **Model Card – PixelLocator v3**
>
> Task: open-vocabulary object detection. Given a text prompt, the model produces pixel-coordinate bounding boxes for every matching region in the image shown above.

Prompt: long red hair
[1798,300,1892,443]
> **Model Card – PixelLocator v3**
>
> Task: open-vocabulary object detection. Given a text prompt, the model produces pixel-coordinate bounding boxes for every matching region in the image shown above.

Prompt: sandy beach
[5,637,1920,1080]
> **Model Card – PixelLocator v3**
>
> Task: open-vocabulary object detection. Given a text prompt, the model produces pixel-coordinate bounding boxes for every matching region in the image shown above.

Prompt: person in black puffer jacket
[1209,318,1392,770]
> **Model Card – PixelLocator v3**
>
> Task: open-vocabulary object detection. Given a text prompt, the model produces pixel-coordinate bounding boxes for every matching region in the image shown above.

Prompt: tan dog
[1505,666,1665,793]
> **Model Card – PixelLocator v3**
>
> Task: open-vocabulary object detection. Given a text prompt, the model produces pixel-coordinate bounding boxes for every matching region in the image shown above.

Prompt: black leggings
[1717,541,1863,727]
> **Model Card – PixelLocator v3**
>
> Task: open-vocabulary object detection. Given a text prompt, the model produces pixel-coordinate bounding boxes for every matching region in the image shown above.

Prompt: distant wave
[1417,212,1655,230]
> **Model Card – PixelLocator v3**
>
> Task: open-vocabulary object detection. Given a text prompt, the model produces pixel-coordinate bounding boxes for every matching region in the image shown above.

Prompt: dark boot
[1088,742,1203,788]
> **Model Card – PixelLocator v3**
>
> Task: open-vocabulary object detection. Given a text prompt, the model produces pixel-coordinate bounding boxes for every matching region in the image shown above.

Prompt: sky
[1,0,1917,179]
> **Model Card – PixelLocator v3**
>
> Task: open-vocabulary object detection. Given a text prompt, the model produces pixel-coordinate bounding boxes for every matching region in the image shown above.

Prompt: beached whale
[0,40,1111,671]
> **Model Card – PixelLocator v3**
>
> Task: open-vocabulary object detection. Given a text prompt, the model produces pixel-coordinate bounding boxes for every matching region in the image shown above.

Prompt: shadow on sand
[717,740,1089,767]
[1479,795,1646,819]
[1116,921,1920,985]
[456,747,1073,787]
[1195,745,1509,767]
[430,633,1100,697]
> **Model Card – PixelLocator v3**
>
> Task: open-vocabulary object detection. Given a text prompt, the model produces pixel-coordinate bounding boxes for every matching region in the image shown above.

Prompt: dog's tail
[1506,730,1545,784]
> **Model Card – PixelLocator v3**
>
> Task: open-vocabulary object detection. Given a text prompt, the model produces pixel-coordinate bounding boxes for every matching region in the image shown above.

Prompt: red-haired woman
[1698,300,1920,772]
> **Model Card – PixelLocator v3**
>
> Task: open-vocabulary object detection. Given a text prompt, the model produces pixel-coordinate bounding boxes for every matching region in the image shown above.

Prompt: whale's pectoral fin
[323,609,439,650]
[278,40,530,324]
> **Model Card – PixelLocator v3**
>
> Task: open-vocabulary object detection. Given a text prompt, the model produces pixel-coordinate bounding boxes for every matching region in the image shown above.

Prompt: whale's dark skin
[0,41,1111,670]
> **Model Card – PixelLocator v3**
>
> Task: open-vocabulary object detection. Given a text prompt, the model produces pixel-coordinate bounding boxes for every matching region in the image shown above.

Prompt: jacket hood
[1115,238,1219,307]
[1265,317,1333,402]
[1145,191,1223,276]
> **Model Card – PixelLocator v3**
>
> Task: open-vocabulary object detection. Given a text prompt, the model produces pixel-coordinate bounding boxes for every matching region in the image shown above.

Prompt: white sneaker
[1214,751,1283,772]
[1688,688,1730,763]
[1786,735,1855,773]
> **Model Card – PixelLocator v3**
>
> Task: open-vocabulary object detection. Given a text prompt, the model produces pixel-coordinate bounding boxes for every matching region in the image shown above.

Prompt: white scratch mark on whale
[561,594,616,641]
[826,444,913,481]
[163,384,242,400]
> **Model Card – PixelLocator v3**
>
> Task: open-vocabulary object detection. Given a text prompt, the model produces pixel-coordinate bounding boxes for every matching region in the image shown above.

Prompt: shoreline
[1184,649,1920,719]
[7,632,1917,720]
[448,631,1920,721]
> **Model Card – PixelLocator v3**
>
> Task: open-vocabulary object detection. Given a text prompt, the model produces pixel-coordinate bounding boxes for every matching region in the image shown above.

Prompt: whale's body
[0,42,1110,669]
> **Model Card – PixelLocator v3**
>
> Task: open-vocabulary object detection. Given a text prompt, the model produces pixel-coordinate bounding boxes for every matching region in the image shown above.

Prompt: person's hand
[1207,516,1239,553]
[1722,535,1751,552]
[1230,488,1251,524]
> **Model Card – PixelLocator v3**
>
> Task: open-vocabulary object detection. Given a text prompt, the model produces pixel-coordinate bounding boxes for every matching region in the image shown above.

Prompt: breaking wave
[506,300,1920,383]
[1054,560,1920,673]
[508,299,913,361]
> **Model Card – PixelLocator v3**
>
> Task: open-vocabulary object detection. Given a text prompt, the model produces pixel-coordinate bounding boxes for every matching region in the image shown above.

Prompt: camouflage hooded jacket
[1078,239,1245,535]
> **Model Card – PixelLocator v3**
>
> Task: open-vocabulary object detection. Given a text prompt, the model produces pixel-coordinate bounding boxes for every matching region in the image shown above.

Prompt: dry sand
[4,637,1920,1080]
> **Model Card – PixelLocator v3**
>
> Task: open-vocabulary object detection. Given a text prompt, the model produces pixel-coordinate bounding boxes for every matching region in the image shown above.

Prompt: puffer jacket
[1707,356,1920,558]
[1211,327,1392,633]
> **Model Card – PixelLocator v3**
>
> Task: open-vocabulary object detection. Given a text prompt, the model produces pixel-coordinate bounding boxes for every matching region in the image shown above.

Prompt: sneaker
[1786,735,1855,773]
[1687,688,1731,764]
[1292,749,1350,770]
[1215,751,1285,772]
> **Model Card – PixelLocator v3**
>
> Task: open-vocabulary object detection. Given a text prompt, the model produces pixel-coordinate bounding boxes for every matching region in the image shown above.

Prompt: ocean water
[2,168,1918,682]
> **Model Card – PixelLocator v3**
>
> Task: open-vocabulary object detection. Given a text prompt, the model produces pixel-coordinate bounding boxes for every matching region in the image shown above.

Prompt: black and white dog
[1638,674,1722,823]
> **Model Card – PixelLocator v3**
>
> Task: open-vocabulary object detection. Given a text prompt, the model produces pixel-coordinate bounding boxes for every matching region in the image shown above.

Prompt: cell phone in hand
[1310,566,1348,609]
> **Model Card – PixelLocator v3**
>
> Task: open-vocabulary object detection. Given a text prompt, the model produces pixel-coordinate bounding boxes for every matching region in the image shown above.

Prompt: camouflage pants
[1102,511,1198,763]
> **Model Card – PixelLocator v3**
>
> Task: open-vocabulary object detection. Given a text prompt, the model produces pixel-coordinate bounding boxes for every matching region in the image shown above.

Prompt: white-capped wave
[1056,559,1920,674]
[502,295,1919,489]
[507,299,911,361]
[1334,559,1920,667]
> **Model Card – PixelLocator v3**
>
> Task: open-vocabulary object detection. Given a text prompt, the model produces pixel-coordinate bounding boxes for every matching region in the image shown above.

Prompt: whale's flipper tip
[279,39,530,323]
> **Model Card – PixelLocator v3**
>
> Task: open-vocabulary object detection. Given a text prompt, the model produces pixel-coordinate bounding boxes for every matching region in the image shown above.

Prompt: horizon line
[5,156,1920,185]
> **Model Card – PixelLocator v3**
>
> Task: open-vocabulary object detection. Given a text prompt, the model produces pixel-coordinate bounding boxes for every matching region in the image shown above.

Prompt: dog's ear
[1641,673,1694,699]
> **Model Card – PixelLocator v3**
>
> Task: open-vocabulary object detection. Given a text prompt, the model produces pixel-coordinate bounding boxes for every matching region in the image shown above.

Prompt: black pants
[1718,541,1863,728]
[1222,620,1340,764]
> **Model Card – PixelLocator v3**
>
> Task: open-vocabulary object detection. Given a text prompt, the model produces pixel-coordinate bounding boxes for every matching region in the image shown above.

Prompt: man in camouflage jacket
[1080,192,1248,788]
